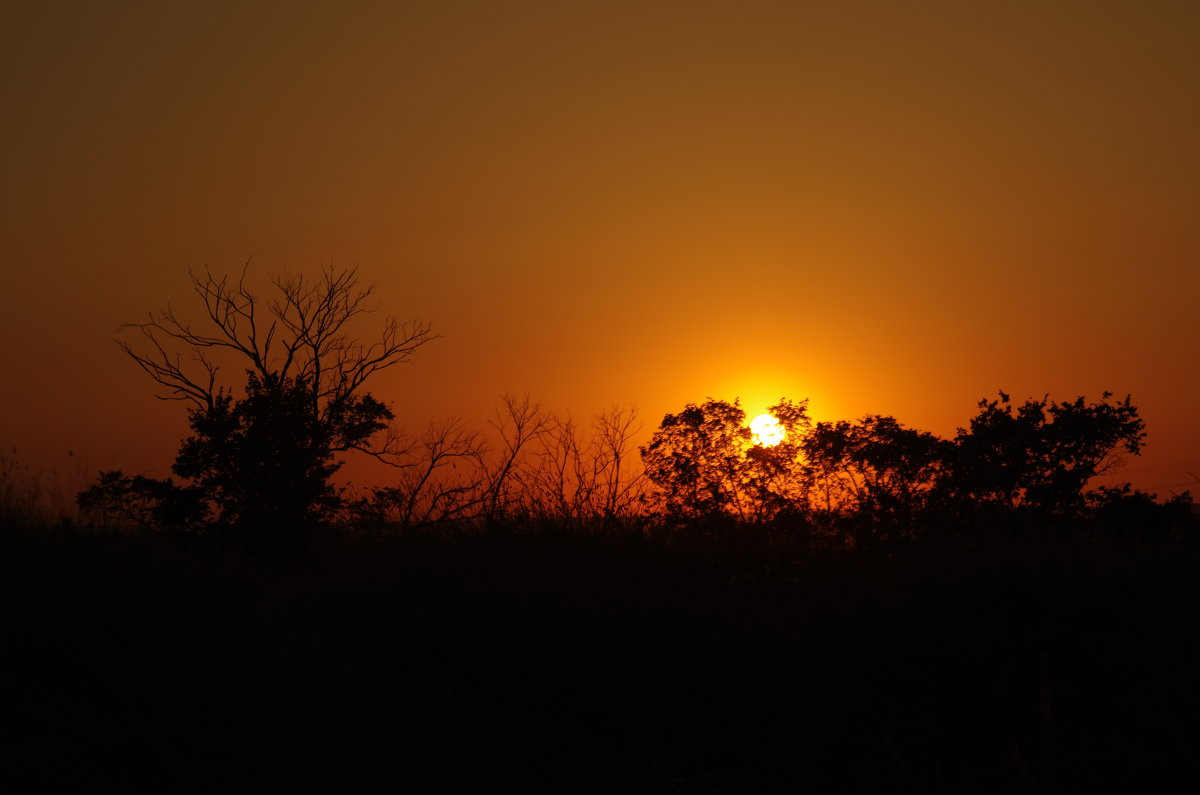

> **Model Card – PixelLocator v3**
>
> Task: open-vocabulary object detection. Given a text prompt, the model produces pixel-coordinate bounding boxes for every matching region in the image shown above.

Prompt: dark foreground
[4,521,1200,793]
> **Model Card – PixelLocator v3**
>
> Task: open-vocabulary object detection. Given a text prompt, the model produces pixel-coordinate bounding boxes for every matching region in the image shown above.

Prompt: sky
[3,0,1198,500]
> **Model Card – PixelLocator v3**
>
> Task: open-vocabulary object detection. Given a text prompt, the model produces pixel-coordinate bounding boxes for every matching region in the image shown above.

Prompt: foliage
[944,391,1146,513]
[638,390,1156,539]
[76,470,209,532]
[741,398,811,521]
[1086,484,1195,540]
[172,371,392,531]
[640,398,811,522]
[641,399,751,520]
[802,414,947,534]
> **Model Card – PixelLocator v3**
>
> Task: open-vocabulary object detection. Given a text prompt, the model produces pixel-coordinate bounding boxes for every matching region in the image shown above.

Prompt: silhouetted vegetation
[78,265,434,543]
[636,391,1181,550]
[8,266,1194,791]
[7,494,1200,792]
[71,265,1183,545]
[942,392,1146,512]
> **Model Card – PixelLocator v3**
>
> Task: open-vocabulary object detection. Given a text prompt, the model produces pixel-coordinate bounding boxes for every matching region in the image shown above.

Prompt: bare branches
[593,404,649,517]
[361,419,488,531]
[526,404,649,521]
[117,264,437,413]
[355,397,651,532]
[483,394,555,520]
[116,321,220,409]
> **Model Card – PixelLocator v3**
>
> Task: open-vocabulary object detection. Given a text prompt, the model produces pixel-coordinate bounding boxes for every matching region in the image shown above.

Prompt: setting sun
[749,413,785,447]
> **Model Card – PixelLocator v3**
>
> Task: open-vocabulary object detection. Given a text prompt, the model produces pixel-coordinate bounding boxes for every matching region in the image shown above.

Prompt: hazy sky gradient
[3,0,1198,496]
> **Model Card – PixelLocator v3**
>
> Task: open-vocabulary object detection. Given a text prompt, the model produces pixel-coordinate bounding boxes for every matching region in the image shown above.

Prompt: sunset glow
[5,5,1200,791]
[0,0,1197,501]
[749,413,785,447]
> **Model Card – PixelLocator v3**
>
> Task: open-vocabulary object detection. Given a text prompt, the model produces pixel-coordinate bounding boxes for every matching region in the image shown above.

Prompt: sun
[749,413,785,447]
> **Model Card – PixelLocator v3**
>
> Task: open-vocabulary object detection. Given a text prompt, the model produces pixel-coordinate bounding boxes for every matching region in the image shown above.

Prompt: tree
[171,370,393,530]
[741,398,811,522]
[352,417,487,532]
[944,391,1146,514]
[640,397,814,523]
[524,403,650,524]
[641,398,751,520]
[75,470,209,533]
[84,264,436,535]
[347,397,650,533]
[801,414,946,533]
[481,393,556,523]
[591,404,652,519]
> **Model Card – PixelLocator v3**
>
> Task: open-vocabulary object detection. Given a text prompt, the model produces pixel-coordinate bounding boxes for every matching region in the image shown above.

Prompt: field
[5,519,1200,793]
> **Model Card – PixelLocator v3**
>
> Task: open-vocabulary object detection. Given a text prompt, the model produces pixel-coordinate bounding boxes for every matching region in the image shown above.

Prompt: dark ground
[4,520,1200,793]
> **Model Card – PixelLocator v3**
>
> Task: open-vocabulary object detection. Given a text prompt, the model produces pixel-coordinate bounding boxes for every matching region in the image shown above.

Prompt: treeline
[641,393,1194,545]
[56,264,1194,547]
[71,387,1194,548]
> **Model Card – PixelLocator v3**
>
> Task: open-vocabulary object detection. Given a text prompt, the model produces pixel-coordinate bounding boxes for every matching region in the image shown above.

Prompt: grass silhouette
[5,504,1200,792]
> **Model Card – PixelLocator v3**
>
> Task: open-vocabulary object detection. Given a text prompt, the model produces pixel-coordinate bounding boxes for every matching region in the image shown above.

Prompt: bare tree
[504,402,650,525]
[119,263,436,460]
[526,414,619,522]
[592,404,650,518]
[358,399,650,532]
[358,418,488,531]
[482,393,555,521]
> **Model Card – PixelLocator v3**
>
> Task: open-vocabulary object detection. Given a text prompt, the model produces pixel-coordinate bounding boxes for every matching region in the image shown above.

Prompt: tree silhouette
[348,398,649,532]
[172,371,395,531]
[944,391,1146,513]
[741,398,811,521]
[640,398,810,522]
[80,264,435,536]
[802,414,946,535]
[641,399,750,520]
[636,392,1151,535]
[353,418,487,532]
[524,404,648,524]
[75,470,209,533]
[480,393,556,522]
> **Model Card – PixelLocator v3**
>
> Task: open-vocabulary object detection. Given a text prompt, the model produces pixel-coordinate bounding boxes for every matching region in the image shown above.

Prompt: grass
[5,512,1200,793]
[0,451,90,530]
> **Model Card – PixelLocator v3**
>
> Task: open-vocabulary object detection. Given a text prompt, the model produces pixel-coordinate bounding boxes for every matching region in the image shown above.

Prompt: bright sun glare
[749,413,785,447]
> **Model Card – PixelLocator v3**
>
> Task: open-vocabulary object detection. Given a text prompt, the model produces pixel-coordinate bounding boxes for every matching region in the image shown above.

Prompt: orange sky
[3,1,1198,501]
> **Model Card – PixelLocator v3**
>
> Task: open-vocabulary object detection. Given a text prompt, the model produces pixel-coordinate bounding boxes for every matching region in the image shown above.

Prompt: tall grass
[7,505,1200,792]
[0,451,85,529]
